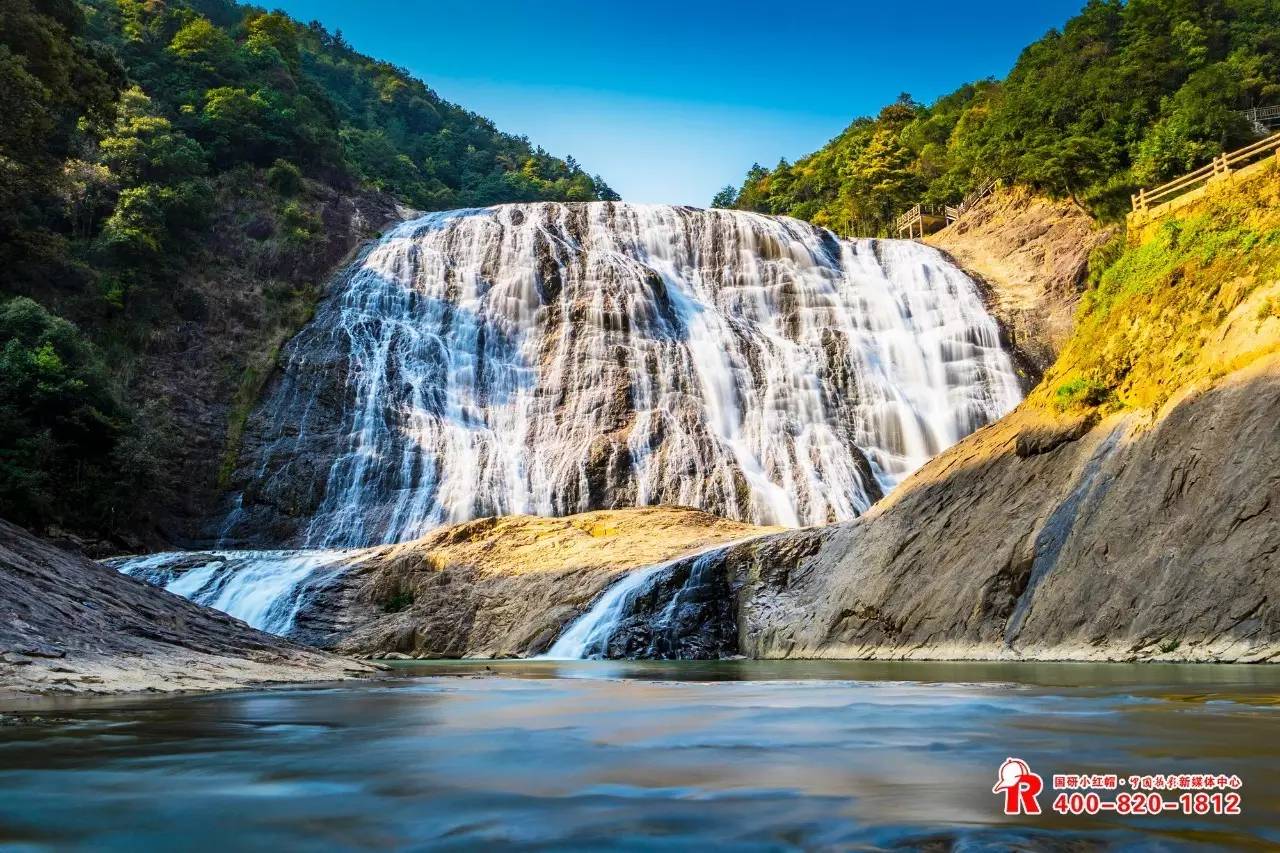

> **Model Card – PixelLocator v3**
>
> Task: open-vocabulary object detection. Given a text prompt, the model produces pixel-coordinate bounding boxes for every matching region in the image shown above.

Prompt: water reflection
[1,661,1277,850]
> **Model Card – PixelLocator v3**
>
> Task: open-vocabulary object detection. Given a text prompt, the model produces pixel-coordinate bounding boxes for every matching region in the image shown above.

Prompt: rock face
[0,520,375,703]
[586,546,742,659]
[130,185,400,549]
[728,354,1280,663]
[290,507,776,658]
[927,187,1117,380]
[219,202,1021,548]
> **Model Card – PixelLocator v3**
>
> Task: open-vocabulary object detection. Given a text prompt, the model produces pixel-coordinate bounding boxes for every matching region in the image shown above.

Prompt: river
[1,661,1277,850]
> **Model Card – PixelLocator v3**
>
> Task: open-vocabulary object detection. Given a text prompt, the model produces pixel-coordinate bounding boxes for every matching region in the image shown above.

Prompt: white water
[229,202,1022,548]
[115,550,356,635]
[541,563,674,660]
[541,542,740,660]
[122,202,1023,641]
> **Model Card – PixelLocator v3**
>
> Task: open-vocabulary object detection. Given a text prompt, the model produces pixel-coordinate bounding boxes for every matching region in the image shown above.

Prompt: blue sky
[274,0,1085,206]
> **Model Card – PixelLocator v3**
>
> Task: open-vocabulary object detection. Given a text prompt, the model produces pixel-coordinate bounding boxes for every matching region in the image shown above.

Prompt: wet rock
[290,506,777,658]
[219,203,1017,547]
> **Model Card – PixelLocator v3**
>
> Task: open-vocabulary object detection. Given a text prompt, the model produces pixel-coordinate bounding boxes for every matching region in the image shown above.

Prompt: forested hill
[83,0,618,210]
[715,0,1280,234]
[0,0,615,546]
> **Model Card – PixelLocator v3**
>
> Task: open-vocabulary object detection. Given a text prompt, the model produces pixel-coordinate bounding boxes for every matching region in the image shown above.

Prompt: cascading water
[116,201,1023,642]
[112,550,357,635]
[224,202,1022,549]
[541,542,742,660]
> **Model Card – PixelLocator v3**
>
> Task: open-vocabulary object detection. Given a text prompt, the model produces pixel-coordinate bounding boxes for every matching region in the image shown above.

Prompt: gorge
[115,201,1025,656]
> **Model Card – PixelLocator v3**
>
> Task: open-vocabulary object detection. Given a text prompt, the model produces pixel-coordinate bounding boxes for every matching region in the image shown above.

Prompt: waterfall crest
[223,202,1022,549]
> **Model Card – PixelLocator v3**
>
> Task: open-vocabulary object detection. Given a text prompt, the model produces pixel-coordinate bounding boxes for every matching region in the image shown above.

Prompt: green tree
[710,186,738,208]
[0,297,124,526]
[168,16,236,72]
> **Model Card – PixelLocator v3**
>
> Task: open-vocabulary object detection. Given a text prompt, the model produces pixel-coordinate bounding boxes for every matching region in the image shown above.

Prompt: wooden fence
[895,178,998,239]
[1131,131,1280,214]
[953,177,997,221]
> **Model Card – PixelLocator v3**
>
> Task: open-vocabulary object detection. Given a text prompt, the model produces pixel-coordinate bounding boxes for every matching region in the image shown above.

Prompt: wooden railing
[895,204,949,238]
[896,177,998,237]
[896,204,927,233]
[954,177,997,220]
[1132,130,1280,213]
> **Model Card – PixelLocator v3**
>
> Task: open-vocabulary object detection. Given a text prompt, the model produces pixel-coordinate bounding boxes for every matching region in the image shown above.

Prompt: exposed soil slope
[927,186,1117,380]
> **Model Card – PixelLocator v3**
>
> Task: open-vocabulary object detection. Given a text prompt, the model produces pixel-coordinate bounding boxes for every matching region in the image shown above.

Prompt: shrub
[1053,377,1110,411]
[266,159,302,196]
[382,590,414,613]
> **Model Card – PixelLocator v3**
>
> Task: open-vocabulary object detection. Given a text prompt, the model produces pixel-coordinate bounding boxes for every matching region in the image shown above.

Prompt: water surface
[2,661,1277,850]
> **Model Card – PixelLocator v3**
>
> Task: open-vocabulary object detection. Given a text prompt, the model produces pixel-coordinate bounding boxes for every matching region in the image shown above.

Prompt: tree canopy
[0,0,618,538]
[724,0,1280,234]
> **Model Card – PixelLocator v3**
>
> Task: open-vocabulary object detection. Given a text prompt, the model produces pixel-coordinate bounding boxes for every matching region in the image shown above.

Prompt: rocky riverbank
[729,355,1279,662]
[0,521,377,706]
[727,169,1280,663]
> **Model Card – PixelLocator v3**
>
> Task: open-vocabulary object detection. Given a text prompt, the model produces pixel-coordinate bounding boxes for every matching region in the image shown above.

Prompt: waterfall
[541,543,738,660]
[112,550,355,636]
[119,201,1023,648]
[541,563,673,660]
[224,202,1022,549]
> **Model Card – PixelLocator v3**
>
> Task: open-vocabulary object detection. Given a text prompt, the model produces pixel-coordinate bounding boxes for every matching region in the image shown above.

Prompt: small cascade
[542,563,673,659]
[542,544,738,660]
[112,550,355,637]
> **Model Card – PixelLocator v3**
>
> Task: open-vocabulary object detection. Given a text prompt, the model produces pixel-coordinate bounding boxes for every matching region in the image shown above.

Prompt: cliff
[0,520,376,704]
[730,164,1280,663]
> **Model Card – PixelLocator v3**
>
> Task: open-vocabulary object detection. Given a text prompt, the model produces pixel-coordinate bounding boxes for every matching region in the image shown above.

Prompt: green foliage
[1053,377,1110,410]
[72,0,616,207]
[710,186,737,208]
[168,16,235,69]
[98,87,206,184]
[0,297,124,526]
[1085,230,1127,288]
[265,158,302,196]
[280,200,320,243]
[0,0,618,539]
[725,0,1280,233]
[0,0,123,275]
[1043,163,1280,412]
[381,590,415,614]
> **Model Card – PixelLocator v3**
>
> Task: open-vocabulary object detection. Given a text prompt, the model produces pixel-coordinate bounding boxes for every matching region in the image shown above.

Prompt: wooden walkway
[1242,105,1280,135]
[895,178,997,240]
[1131,131,1280,219]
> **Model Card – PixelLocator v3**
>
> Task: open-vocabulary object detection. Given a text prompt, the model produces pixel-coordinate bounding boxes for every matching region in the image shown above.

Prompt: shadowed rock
[0,521,375,702]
